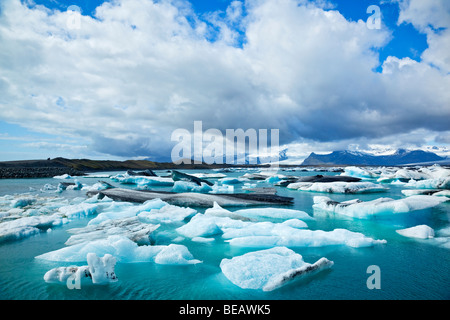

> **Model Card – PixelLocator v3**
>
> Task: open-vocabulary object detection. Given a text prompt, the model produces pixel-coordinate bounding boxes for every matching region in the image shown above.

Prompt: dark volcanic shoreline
[0,167,85,179]
[0,157,234,179]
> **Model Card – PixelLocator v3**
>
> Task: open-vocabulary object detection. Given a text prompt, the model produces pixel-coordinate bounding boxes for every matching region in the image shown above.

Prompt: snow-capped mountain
[301,149,447,166]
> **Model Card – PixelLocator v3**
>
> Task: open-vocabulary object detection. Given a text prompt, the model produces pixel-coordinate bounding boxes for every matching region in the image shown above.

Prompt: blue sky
[0,0,449,161]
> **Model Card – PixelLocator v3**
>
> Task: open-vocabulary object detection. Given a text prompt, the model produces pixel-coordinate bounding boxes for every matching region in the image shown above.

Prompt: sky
[0,0,449,162]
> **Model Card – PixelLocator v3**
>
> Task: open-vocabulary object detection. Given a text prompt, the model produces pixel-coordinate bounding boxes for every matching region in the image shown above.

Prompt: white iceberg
[204,202,313,222]
[405,177,450,190]
[57,202,99,219]
[44,253,118,285]
[287,181,388,193]
[341,167,379,179]
[138,203,196,224]
[177,211,385,248]
[233,207,314,221]
[154,244,202,265]
[65,216,160,246]
[110,173,174,186]
[401,189,450,197]
[313,195,449,219]
[12,198,36,208]
[171,181,212,193]
[36,235,201,264]
[53,174,72,179]
[87,198,167,225]
[220,247,333,291]
[191,172,226,179]
[0,195,101,243]
[396,225,435,239]
[225,227,386,248]
[176,214,224,238]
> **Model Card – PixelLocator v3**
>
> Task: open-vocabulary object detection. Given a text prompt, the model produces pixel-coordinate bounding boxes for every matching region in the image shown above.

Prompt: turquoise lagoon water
[0,169,449,300]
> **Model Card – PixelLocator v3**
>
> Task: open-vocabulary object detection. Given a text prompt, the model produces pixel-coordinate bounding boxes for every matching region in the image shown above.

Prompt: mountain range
[301,149,448,166]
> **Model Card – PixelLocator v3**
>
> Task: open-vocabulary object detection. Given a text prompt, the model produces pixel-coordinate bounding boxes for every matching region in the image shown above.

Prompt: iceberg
[57,202,99,219]
[341,167,379,179]
[377,168,430,183]
[0,195,102,243]
[219,247,333,291]
[110,173,174,186]
[204,202,313,222]
[405,177,450,190]
[12,198,36,208]
[204,202,252,221]
[65,217,160,246]
[191,172,227,179]
[401,189,450,197]
[313,195,448,219]
[177,211,385,248]
[171,181,213,193]
[396,225,435,239]
[233,207,314,221]
[86,198,196,225]
[87,198,167,225]
[44,253,118,285]
[137,203,196,224]
[176,214,224,238]
[154,244,202,265]
[225,227,386,248]
[36,235,201,264]
[53,174,72,179]
[287,181,388,193]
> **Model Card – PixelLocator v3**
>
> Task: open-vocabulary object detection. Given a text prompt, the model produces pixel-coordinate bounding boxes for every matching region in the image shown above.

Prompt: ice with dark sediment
[43,253,118,285]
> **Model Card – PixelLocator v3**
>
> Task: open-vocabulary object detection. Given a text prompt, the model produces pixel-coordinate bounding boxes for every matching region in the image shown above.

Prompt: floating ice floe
[137,202,196,224]
[286,181,388,193]
[191,172,227,179]
[404,177,450,190]
[204,202,313,222]
[0,195,99,243]
[342,165,450,186]
[377,168,430,183]
[53,174,72,179]
[44,253,118,285]
[110,173,174,187]
[177,208,385,248]
[219,177,247,185]
[87,198,197,226]
[341,167,380,179]
[395,225,450,249]
[313,195,449,219]
[65,217,160,246]
[36,235,201,264]
[171,181,213,193]
[220,247,333,291]
[396,225,435,239]
[401,189,450,197]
